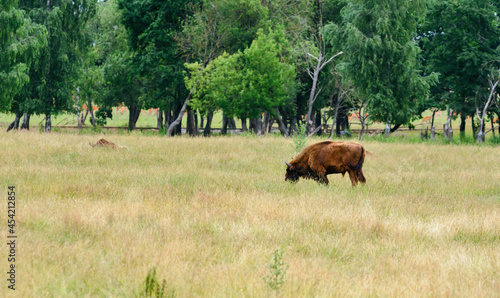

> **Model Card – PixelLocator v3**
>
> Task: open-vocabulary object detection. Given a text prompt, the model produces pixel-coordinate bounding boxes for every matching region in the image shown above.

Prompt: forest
[2,0,500,142]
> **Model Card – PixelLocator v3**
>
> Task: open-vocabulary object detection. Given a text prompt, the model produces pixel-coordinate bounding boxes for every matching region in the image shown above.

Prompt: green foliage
[13,0,97,125]
[419,0,500,118]
[142,267,169,298]
[0,0,47,112]
[263,248,288,291]
[102,53,142,110]
[180,0,269,63]
[186,27,296,119]
[326,0,437,129]
[291,124,307,154]
[117,0,194,113]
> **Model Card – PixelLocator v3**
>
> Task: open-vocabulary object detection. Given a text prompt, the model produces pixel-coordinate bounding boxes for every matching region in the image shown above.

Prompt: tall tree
[1,0,46,124]
[419,0,500,138]
[327,0,436,133]
[178,0,269,135]
[15,0,97,132]
[118,0,199,133]
[186,28,296,135]
[82,0,129,128]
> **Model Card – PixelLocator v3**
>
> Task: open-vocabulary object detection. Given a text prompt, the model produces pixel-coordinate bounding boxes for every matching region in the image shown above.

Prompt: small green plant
[143,267,167,297]
[263,248,288,291]
[291,124,307,154]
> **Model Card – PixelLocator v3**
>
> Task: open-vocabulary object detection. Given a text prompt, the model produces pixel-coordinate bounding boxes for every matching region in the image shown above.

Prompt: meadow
[0,130,499,297]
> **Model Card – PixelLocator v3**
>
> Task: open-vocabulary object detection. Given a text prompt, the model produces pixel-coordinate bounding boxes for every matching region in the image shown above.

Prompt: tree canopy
[1,0,499,142]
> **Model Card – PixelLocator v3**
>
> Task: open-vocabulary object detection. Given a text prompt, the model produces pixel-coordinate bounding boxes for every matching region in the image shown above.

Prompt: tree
[82,0,129,128]
[419,0,500,138]
[476,70,499,142]
[327,0,436,134]
[186,28,296,135]
[178,0,270,135]
[102,53,142,131]
[118,0,199,134]
[15,0,97,132]
[1,0,46,128]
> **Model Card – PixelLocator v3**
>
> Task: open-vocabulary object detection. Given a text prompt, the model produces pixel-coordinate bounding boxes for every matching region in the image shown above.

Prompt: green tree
[326,0,437,133]
[178,0,269,135]
[77,0,129,128]
[187,28,296,135]
[419,0,500,138]
[15,0,97,131]
[118,0,199,133]
[1,0,46,127]
[102,52,142,130]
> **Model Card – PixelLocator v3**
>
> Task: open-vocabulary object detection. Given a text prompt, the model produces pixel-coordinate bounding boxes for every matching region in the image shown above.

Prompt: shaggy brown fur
[285,141,366,186]
[89,139,127,150]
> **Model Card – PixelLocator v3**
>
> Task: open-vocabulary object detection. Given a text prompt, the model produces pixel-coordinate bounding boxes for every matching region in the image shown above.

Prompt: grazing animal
[89,139,127,150]
[285,141,366,186]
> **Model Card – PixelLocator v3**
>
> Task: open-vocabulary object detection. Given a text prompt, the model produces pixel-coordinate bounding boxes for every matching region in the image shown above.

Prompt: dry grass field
[0,131,499,297]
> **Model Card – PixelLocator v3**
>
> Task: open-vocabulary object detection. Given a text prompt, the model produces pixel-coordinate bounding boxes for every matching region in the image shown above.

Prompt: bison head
[284,160,299,182]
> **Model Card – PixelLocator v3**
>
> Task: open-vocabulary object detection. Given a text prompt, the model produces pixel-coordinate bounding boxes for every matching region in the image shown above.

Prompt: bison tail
[349,147,365,171]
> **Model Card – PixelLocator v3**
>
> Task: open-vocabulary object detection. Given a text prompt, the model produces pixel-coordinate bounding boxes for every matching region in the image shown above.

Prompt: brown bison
[285,141,366,186]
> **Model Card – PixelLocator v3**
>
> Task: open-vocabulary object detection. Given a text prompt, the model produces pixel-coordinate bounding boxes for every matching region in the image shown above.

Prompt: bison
[285,141,366,186]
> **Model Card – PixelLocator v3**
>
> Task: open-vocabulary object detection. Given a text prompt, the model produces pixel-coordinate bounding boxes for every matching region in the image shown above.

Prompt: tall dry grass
[0,131,499,297]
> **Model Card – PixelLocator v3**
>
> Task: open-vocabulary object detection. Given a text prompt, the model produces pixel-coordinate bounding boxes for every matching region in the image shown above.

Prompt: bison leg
[358,169,366,184]
[347,169,359,186]
[318,172,329,185]
[311,165,329,185]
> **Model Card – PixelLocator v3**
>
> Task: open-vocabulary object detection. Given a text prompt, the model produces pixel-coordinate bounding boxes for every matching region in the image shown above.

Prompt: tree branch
[319,51,343,70]
[166,92,192,137]
[306,125,322,138]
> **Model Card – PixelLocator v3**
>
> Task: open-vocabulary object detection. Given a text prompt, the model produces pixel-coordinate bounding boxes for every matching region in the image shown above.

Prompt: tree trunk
[165,105,172,128]
[430,110,436,140]
[443,108,453,142]
[274,109,289,137]
[459,114,466,138]
[203,111,213,137]
[476,115,485,143]
[157,108,163,130]
[77,106,83,129]
[194,110,199,133]
[228,118,236,129]
[358,104,368,141]
[45,114,52,132]
[490,115,496,138]
[289,117,298,135]
[329,98,341,139]
[128,106,141,131]
[255,117,263,135]
[20,113,30,130]
[390,123,402,133]
[476,78,499,143]
[241,118,247,132]
[306,61,321,135]
[187,108,197,136]
[315,111,322,136]
[384,120,391,137]
[304,51,343,134]
[471,116,476,139]
[82,109,89,124]
[200,114,204,129]
[167,92,192,136]
[7,113,22,132]
[249,118,256,133]
[89,108,96,127]
[221,115,228,135]
[77,110,83,128]
[262,112,270,135]
[336,106,350,136]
